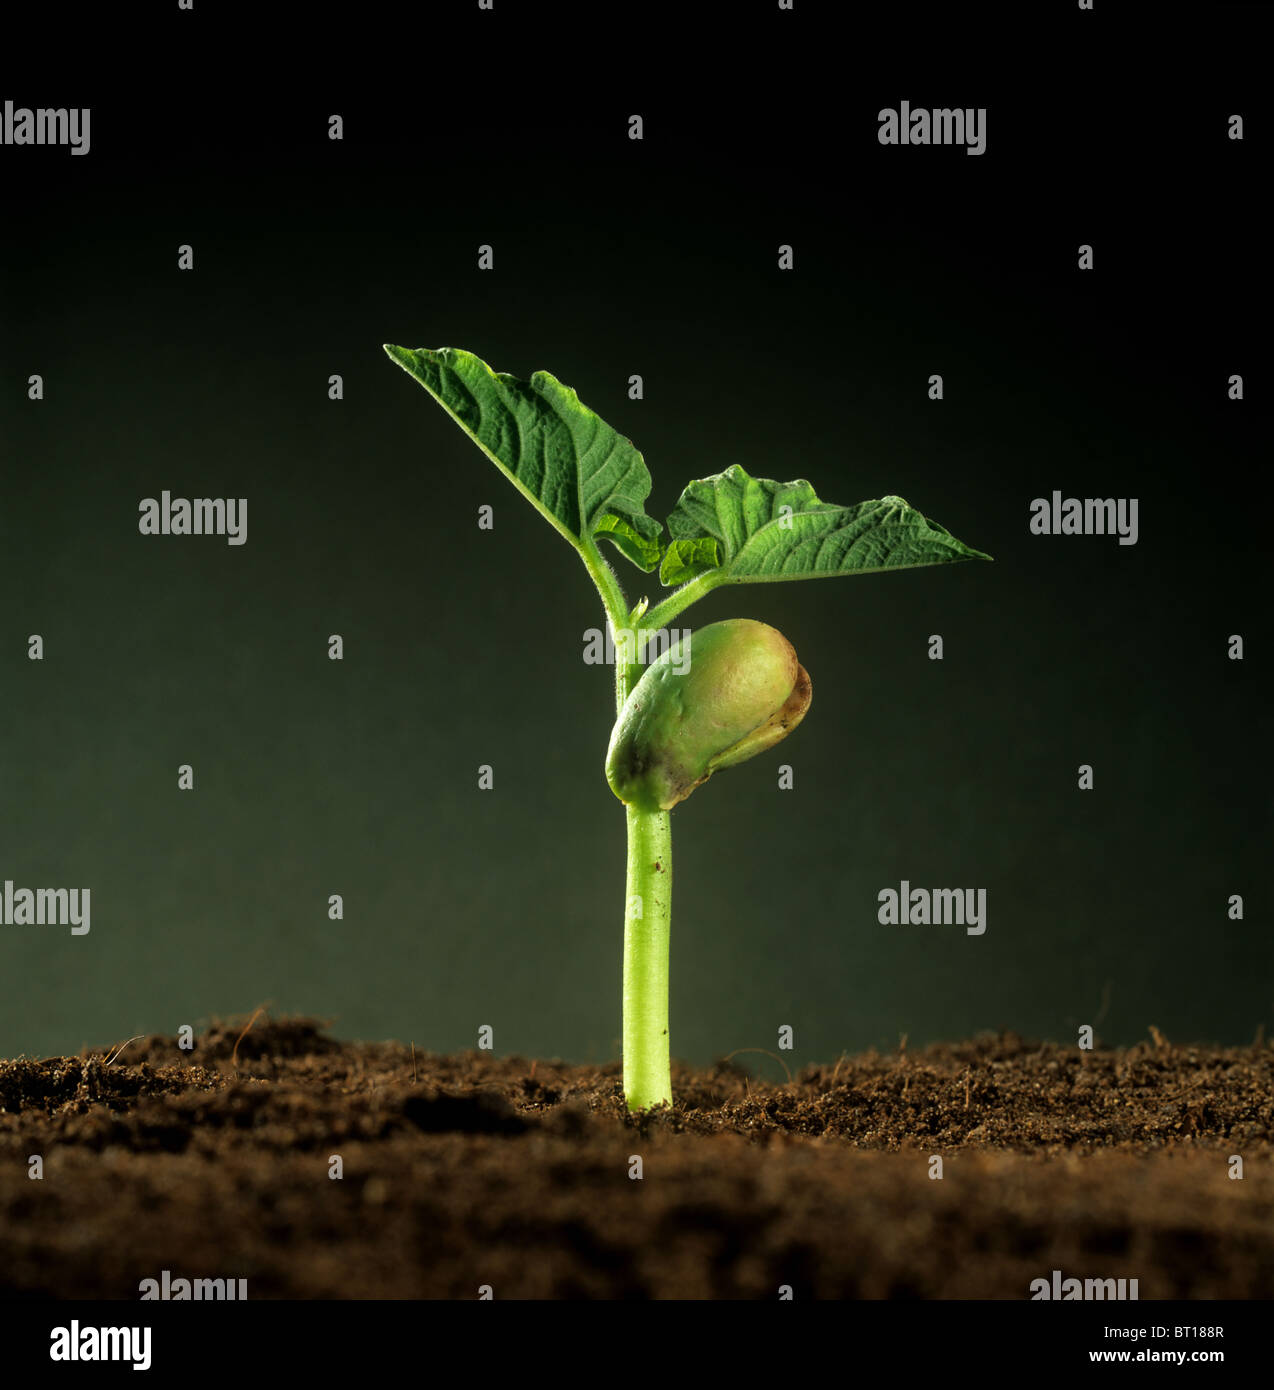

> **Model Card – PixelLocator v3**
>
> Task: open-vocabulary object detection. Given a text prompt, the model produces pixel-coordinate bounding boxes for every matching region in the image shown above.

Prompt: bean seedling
[386,345,991,1110]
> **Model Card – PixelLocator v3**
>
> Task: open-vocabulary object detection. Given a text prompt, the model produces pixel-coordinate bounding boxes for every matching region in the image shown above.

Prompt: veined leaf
[385,345,664,571]
[660,464,991,586]
[659,536,721,586]
[593,513,664,571]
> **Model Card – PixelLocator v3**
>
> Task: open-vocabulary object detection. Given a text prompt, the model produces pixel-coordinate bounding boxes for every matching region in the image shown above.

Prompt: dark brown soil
[1,1018,1270,1299]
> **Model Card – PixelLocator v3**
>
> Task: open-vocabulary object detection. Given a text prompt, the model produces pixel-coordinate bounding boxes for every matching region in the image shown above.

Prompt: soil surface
[1,1018,1270,1299]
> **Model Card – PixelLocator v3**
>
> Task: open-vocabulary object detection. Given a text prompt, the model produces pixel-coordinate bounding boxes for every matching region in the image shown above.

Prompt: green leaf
[593,513,664,572]
[659,537,721,586]
[659,464,991,586]
[385,345,664,571]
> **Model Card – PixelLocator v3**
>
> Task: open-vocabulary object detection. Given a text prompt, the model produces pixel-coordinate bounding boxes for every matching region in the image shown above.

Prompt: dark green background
[2,5,1268,1067]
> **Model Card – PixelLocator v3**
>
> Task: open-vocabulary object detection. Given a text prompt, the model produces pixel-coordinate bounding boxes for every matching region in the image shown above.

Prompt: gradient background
[2,5,1269,1068]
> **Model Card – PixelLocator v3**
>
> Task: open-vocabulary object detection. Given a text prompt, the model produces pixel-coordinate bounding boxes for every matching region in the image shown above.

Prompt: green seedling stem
[385,344,991,1110]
